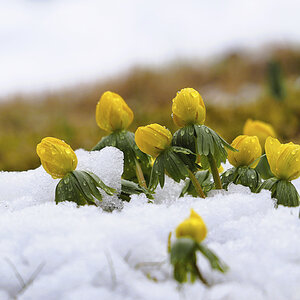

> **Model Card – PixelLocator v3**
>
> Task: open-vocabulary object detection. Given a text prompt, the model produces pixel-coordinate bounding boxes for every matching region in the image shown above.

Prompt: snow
[1,0,300,98]
[0,147,299,300]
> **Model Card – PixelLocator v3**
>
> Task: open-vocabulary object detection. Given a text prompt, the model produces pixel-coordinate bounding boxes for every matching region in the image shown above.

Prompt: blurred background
[0,0,300,171]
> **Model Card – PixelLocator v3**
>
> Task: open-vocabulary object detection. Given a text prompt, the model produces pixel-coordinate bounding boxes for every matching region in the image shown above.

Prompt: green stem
[135,159,147,189]
[194,263,210,286]
[208,153,222,189]
[188,169,206,198]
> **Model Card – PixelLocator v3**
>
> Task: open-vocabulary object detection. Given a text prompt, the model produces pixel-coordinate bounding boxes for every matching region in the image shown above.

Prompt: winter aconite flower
[265,137,300,181]
[172,88,206,127]
[135,123,172,158]
[176,209,207,243]
[172,88,235,190]
[37,137,116,208]
[96,91,134,133]
[243,119,276,150]
[228,135,262,168]
[36,137,77,179]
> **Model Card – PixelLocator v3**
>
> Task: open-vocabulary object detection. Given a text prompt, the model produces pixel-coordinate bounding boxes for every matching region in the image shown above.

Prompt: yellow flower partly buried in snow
[36,137,78,179]
[172,88,206,127]
[243,119,276,150]
[176,209,207,243]
[135,123,172,158]
[228,135,262,168]
[265,137,300,181]
[96,91,134,133]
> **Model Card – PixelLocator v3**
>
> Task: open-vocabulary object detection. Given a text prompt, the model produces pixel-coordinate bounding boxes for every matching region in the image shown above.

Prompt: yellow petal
[36,137,77,179]
[172,88,206,127]
[228,135,262,168]
[265,137,300,181]
[176,209,207,243]
[95,91,134,132]
[135,124,172,158]
[243,119,276,151]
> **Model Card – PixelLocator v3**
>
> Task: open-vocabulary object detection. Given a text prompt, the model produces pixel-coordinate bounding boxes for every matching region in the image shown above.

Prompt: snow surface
[0,147,299,300]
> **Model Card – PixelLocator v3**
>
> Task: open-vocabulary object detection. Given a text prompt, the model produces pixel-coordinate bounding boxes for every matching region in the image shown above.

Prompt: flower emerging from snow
[243,119,276,151]
[95,91,134,133]
[135,123,172,158]
[36,137,78,179]
[176,209,207,243]
[172,88,206,127]
[265,137,300,181]
[228,135,262,168]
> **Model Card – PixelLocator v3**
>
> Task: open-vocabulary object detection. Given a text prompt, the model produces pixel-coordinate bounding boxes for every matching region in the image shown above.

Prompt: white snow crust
[0,147,299,300]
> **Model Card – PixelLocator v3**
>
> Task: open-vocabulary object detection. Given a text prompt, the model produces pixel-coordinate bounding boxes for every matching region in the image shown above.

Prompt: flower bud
[265,137,300,181]
[176,209,207,243]
[172,88,206,127]
[243,119,276,151]
[228,135,262,168]
[37,137,78,179]
[135,123,172,158]
[96,91,134,132]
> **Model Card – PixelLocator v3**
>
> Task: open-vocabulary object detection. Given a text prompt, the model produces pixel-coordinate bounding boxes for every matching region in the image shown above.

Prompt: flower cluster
[34,85,300,287]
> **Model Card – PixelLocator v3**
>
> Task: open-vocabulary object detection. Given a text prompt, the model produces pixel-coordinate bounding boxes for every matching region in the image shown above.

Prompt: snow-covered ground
[1,0,300,98]
[0,147,299,300]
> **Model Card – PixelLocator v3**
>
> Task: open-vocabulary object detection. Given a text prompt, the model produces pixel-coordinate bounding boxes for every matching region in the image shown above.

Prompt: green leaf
[71,171,96,203]
[149,155,165,190]
[276,180,299,207]
[55,171,115,206]
[120,179,154,200]
[235,167,261,193]
[85,171,115,195]
[194,125,236,167]
[172,146,195,155]
[55,173,88,206]
[164,150,188,182]
[256,177,278,193]
[172,125,196,152]
[255,154,274,180]
[220,167,237,190]
[197,243,228,273]
[170,238,198,283]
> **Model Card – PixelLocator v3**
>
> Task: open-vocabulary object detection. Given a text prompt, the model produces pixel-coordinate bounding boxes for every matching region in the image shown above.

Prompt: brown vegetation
[0,47,300,171]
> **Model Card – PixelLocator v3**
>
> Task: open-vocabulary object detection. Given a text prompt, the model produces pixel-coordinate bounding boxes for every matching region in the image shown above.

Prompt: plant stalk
[135,159,147,189]
[194,263,210,286]
[208,153,222,189]
[188,169,206,198]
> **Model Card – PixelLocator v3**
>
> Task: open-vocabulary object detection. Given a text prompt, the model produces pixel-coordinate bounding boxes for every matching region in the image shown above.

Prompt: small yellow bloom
[265,137,300,181]
[228,135,262,168]
[36,137,78,179]
[172,88,206,127]
[135,124,172,158]
[243,119,276,150]
[176,209,207,243]
[96,91,134,132]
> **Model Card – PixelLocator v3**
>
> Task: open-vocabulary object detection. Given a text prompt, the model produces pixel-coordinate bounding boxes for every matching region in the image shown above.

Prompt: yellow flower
[95,91,134,132]
[172,88,206,127]
[243,119,276,150]
[36,137,78,179]
[228,135,262,168]
[135,123,172,158]
[176,209,207,243]
[265,137,300,181]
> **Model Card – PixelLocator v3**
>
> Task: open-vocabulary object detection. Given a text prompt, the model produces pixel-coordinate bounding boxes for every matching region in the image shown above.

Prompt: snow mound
[0,147,299,300]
